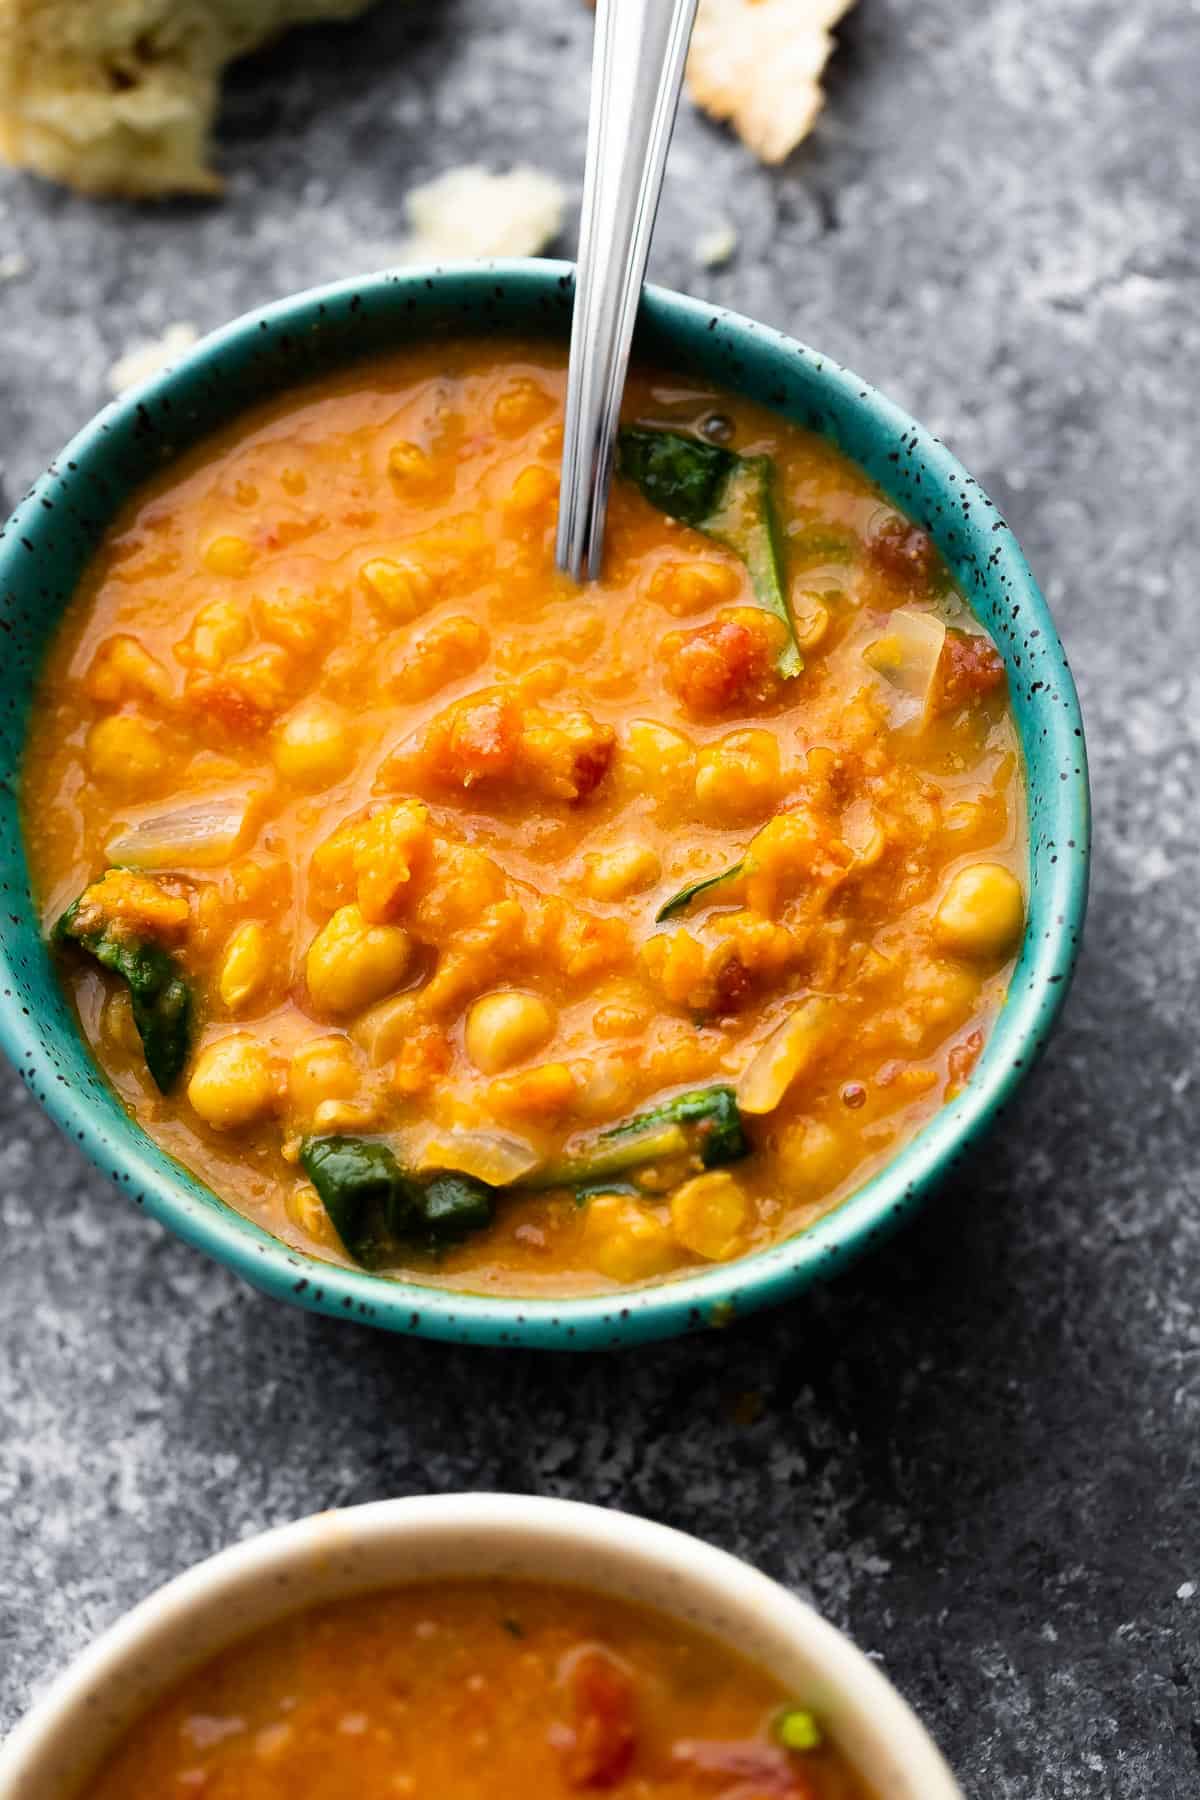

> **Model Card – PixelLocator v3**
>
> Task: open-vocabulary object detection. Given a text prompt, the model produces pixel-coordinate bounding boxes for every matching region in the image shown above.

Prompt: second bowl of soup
[0,263,1089,1344]
[0,1493,962,1798]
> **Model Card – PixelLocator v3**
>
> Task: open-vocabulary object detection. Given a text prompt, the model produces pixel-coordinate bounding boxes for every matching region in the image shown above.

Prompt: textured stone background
[2,1,1198,1793]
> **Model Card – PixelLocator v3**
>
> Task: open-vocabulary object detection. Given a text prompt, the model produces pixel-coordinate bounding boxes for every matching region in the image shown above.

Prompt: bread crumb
[0,249,27,280]
[694,221,738,267]
[397,164,567,263]
[108,322,199,395]
[687,0,856,164]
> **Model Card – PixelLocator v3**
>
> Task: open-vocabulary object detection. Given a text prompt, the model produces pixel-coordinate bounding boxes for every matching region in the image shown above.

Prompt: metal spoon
[555,0,700,583]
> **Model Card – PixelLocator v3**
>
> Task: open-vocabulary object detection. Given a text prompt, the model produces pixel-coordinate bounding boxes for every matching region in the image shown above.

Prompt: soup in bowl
[0,1495,963,1799]
[0,264,1089,1345]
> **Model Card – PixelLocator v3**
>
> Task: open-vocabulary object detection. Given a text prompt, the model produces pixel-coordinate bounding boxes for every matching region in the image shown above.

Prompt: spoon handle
[556,0,699,583]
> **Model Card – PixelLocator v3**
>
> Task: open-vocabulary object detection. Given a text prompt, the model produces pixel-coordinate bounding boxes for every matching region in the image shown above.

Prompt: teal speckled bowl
[0,262,1089,1349]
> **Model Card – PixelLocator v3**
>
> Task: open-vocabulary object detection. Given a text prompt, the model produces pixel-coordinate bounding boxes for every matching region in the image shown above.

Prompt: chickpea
[670,1170,749,1261]
[505,463,558,520]
[775,1119,846,1195]
[216,644,293,718]
[582,843,661,901]
[312,1097,378,1133]
[187,1034,277,1129]
[492,377,553,435]
[694,729,781,823]
[86,714,164,792]
[285,1179,340,1249]
[272,698,354,791]
[217,922,271,1014]
[466,991,555,1075]
[593,999,652,1038]
[179,598,249,670]
[84,634,172,704]
[590,979,655,1039]
[569,1053,639,1122]
[359,556,435,622]
[202,534,254,578]
[648,558,740,615]
[305,905,413,1015]
[623,720,695,802]
[388,441,433,485]
[583,1195,677,1283]
[387,615,489,704]
[101,988,142,1056]
[289,1034,360,1116]
[934,862,1024,961]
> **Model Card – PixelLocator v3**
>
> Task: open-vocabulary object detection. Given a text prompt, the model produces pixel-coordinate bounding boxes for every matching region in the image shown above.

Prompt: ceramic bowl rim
[0,1492,963,1799]
[0,259,1090,1348]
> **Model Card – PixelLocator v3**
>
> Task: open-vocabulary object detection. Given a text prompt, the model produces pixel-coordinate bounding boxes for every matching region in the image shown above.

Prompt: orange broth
[78,1578,873,1800]
[22,341,1025,1294]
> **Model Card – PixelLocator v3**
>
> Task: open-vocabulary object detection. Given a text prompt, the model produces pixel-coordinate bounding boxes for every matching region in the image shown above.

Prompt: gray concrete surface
[1,2,1198,1793]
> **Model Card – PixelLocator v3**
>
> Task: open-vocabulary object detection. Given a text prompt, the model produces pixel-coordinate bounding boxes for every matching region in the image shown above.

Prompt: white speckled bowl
[0,1495,960,1799]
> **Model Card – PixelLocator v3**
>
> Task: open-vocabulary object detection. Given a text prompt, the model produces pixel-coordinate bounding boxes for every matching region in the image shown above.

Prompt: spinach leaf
[617,427,733,526]
[788,522,859,565]
[655,859,745,922]
[531,1084,750,1193]
[603,1083,749,1169]
[300,1136,420,1267]
[302,1091,747,1254]
[618,427,801,676]
[54,895,192,1093]
[299,1136,494,1267]
[572,1177,642,1205]
[528,1122,690,1193]
[420,1173,495,1244]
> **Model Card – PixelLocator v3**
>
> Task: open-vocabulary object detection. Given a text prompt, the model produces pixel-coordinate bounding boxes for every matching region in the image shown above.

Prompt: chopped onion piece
[841,798,885,868]
[410,1128,542,1187]
[862,609,946,724]
[737,997,834,1116]
[104,789,260,870]
[353,993,418,1066]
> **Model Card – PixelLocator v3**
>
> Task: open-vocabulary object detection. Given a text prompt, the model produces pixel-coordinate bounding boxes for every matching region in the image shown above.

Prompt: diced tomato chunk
[186,676,267,736]
[676,1735,816,1792]
[571,734,616,802]
[947,1027,985,1092]
[713,950,754,1015]
[431,692,522,786]
[558,1648,637,1789]
[664,615,779,717]
[672,1737,819,1798]
[868,515,940,593]
[934,630,1006,714]
[392,1026,452,1097]
[392,688,615,806]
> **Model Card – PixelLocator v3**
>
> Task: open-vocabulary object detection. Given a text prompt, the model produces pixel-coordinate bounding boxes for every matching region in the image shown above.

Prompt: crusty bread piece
[687,0,856,165]
[0,0,374,197]
[398,164,567,263]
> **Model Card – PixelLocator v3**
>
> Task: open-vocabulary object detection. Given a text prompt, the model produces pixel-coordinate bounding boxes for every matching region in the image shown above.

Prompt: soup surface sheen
[78,1578,872,1799]
[23,342,1025,1295]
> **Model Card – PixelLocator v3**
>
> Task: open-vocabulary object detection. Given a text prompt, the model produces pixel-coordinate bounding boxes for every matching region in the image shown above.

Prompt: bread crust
[687,0,856,165]
[0,0,374,196]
